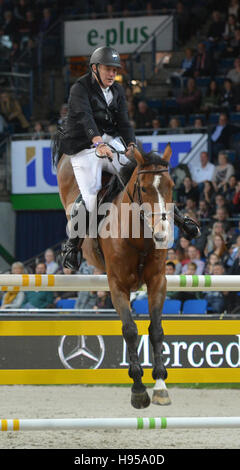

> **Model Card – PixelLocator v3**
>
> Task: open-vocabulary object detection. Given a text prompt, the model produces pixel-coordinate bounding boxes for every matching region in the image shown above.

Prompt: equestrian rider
[55,46,200,270]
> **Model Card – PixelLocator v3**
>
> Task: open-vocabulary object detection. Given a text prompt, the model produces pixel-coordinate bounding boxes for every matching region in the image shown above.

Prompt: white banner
[10,134,207,194]
[11,140,57,194]
[64,16,173,56]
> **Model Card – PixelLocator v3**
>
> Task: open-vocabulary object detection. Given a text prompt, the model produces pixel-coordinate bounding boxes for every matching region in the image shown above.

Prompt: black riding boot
[62,197,89,270]
[174,205,201,240]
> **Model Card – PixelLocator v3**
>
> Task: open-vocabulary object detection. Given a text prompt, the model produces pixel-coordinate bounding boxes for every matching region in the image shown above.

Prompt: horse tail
[51,127,63,167]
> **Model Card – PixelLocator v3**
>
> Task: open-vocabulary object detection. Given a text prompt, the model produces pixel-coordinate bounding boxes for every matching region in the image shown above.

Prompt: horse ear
[133,147,145,165]
[162,143,172,162]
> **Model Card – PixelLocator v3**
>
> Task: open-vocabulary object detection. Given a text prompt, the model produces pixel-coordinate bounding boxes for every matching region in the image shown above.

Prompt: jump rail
[0,274,240,292]
[1,417,240,431]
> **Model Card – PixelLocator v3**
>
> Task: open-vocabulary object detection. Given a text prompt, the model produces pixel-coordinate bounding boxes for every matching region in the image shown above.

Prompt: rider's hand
[97,143,113,160]
[126,142,136,158]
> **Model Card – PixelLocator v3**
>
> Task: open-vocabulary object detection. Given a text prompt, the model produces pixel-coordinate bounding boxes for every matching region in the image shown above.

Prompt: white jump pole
[1,417,240,431]
[0,274,240,292]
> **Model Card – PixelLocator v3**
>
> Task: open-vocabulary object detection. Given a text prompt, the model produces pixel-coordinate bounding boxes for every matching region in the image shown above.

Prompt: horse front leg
[109,282,150,409]
[147,274,171,406]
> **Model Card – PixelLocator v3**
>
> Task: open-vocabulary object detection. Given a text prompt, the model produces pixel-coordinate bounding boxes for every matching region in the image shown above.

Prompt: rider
[54,46,200,270]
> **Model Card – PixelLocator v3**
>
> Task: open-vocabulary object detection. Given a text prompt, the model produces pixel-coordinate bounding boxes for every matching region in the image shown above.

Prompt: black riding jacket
[59,72,136,155]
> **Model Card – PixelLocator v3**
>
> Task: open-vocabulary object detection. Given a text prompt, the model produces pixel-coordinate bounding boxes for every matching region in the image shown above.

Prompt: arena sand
[0,385,239,449]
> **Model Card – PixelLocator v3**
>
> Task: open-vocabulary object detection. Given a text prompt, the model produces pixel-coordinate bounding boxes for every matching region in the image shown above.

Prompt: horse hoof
[131,390,151,409]
[152,389,171,406]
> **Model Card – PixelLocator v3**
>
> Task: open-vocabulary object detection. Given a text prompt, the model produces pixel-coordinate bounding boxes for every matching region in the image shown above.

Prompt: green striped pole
[1,417,240,431]
[0,274,239,292]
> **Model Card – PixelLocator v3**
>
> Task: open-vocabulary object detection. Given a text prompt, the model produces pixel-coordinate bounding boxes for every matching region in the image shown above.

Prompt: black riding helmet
[90,47,121,87]
[90,46,121,68]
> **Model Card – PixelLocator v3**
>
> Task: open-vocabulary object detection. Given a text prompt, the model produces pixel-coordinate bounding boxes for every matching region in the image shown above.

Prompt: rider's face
[93,64,118,88]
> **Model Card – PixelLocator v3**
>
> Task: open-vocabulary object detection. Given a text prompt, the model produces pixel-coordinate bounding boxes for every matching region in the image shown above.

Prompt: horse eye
[141,186,147,192]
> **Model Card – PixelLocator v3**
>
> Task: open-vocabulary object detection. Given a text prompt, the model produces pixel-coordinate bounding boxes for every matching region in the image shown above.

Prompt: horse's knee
[148,321,164,346]
[122,321,138,345]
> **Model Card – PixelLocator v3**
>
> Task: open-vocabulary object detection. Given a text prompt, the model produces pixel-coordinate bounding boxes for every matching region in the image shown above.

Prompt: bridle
[95,143,171,234]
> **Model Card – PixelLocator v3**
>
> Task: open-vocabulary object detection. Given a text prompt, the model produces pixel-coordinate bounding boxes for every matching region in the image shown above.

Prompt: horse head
[128,144,174,248]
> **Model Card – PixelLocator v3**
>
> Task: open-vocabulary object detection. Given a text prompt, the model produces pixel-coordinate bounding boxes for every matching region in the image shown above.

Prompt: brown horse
[57,144,174,408]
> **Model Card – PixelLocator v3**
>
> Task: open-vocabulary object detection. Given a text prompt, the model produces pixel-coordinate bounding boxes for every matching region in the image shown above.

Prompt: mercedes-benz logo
[58,335,105,369]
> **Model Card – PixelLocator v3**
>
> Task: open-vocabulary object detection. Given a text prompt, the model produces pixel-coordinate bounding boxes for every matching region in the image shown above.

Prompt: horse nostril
[154,232,165,242]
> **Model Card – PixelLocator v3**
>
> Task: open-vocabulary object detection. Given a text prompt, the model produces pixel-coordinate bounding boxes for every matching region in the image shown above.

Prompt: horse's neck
[121,166,138,204]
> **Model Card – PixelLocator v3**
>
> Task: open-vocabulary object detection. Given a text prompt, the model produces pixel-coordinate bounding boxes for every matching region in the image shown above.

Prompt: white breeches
[70,134,129,212]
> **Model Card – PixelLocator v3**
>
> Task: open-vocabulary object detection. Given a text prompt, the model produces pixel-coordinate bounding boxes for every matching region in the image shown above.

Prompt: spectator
[58,103,68,126]
[14,0,31,20]
[165,261,176,275]
[210,113,238,161]
[2,10,20,38]
[223,174,238,203]
[226,57,240,84]
[189,151,215,186]
[204,253,220,274]
[54,266,77,304]
[47,122,57,138]
[212,151,235,192]
[192,42,213,78]
[201,180,216,205]
[223,13,238,44]
[167,117,181,134]
[0,91,29,132]
[200,80,221,114]
[175,1,191,45]
[223,27,240,57]
[205,262,226,313]
[75,267,103,311]
[9,39,22,66]
[93,291,113,313]
[0,261,25,309]
[176,77,202,116]
[165,261,181,300]
[232,179,240,213]
[169,47,195,85]
[185,261,197,275]
[181,244,205,274]
[21,37,38,69]
[226,234,240,268]
[196,199,210,220]
[44,248,60,274]
[18,9,39,39]
[207,10,225,43]
[193,117,205,131]
[21,262,54,309]
[182,197,198,222]
[175,236,191,264]
[166,248,182,274]
[150,118,161,135]
[228,0,240,18]
[177,176,199,208]
[31,121,45,139]
[207,234,229,266]
[134,100,156,129]
[204,221,228,255]
[39,8,55,34]
[211,206,232,233]
[218,78,238,111]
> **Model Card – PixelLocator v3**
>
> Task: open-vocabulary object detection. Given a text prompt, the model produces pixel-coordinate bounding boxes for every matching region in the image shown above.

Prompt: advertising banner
[0,318,239,384]
[64,16,173,56]
[10,134,207,196]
